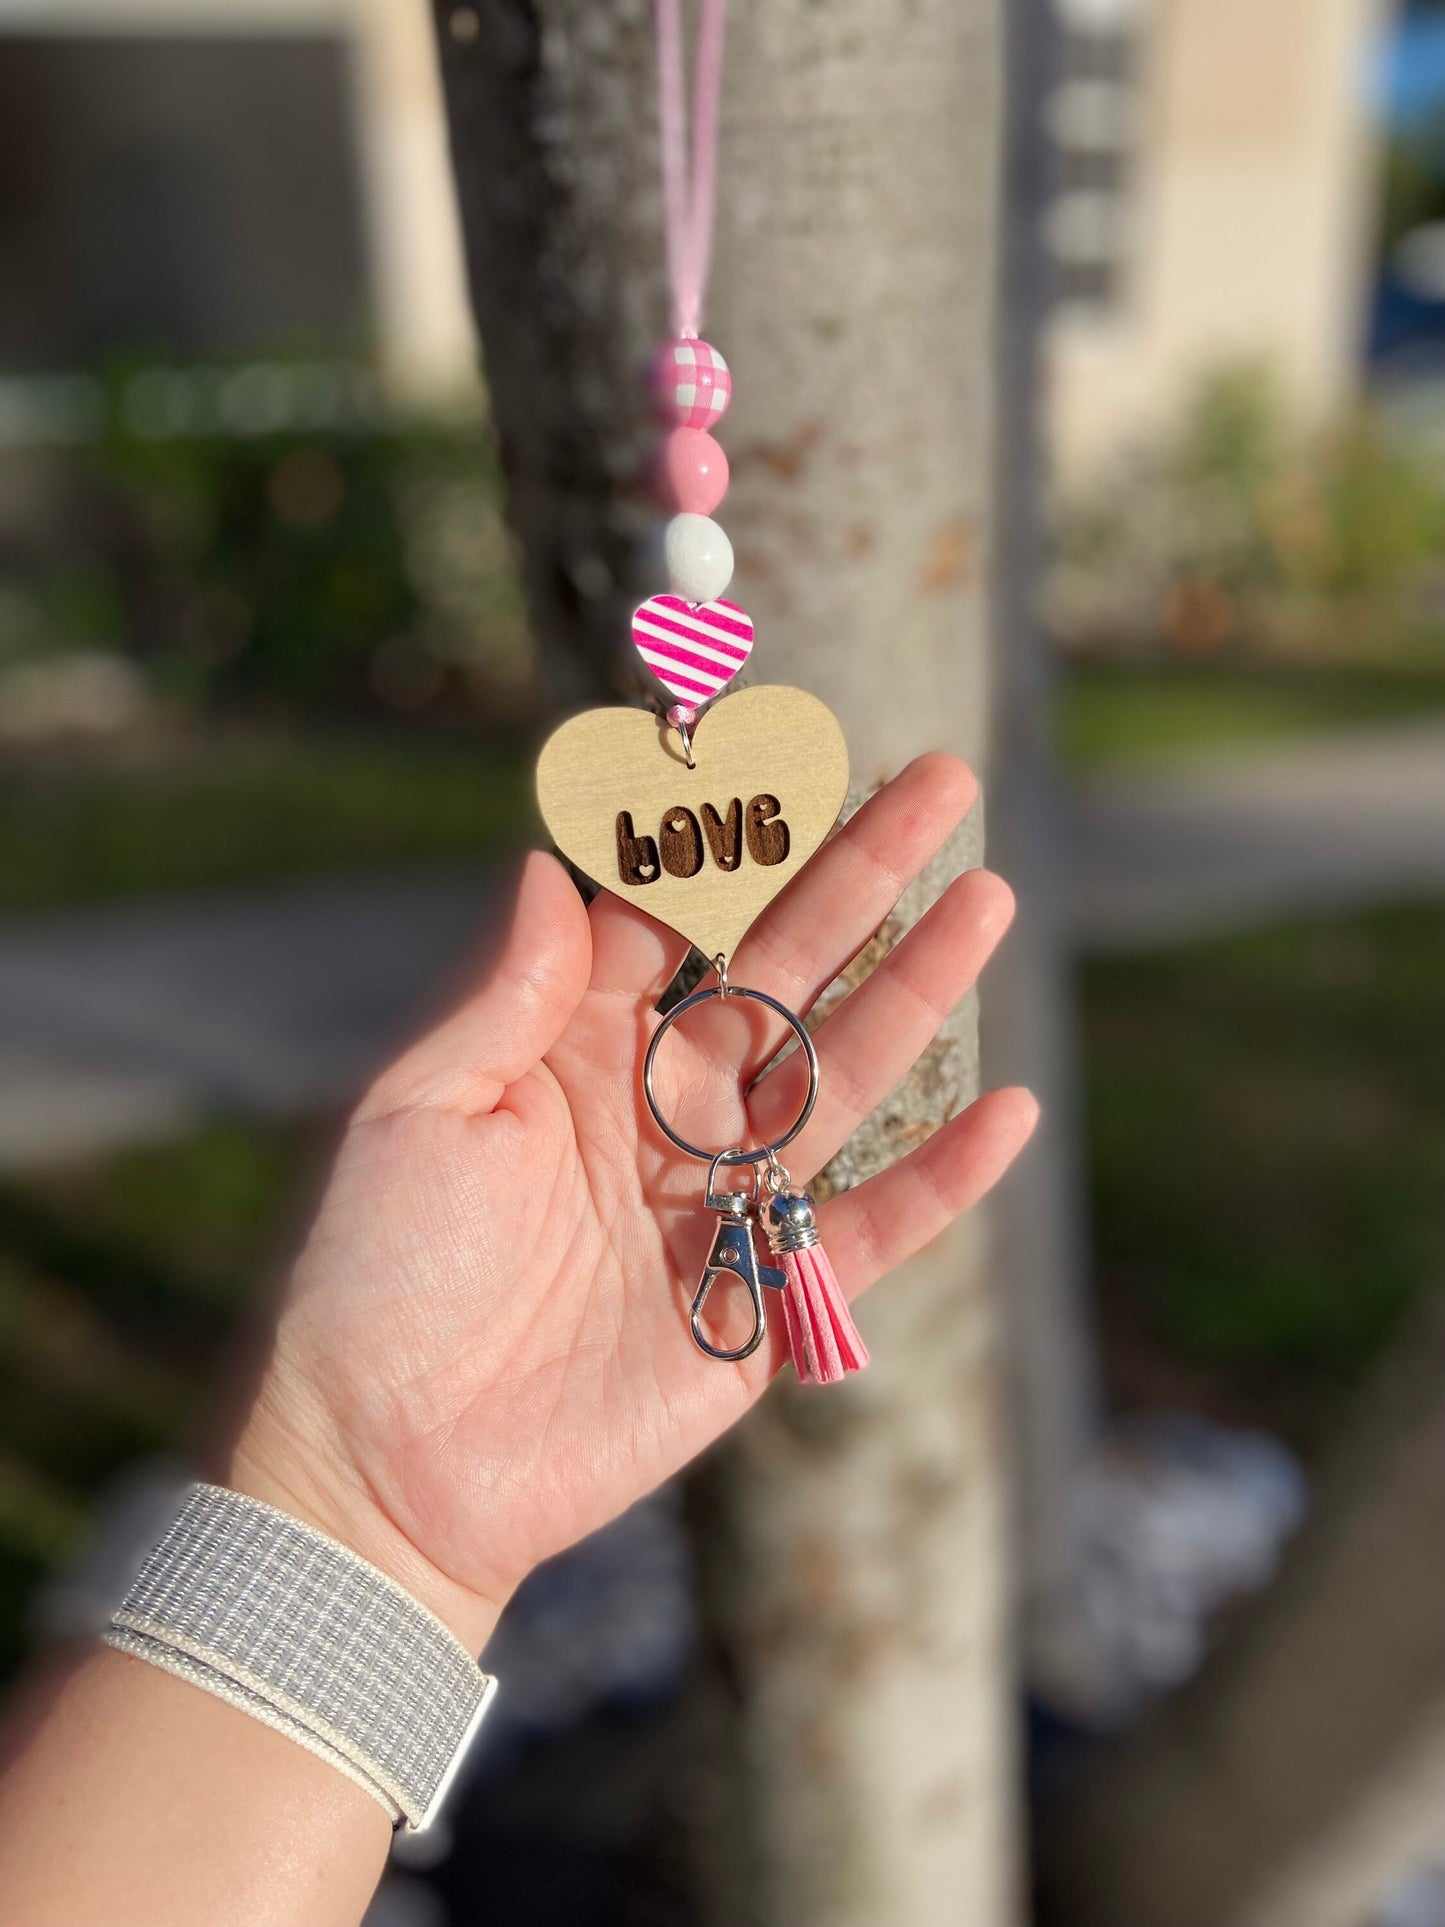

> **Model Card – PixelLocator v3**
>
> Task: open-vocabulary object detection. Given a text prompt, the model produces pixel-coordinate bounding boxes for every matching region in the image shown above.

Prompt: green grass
[1060,658,1445,771]
[0,731,532,914]
[0,1120,331,1674]
[1083,902,1445,1447]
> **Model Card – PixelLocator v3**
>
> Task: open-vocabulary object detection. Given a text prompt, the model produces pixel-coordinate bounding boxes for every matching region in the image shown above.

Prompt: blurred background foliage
[2,366,530,725]
[3,353,1445,1681]
[1085,902,1445,1448]
[1052,363,1445,667]
[7,3,1445,1915]
[0,1119,324,1674]
[0,364,544,1669]
[0,367,534,909]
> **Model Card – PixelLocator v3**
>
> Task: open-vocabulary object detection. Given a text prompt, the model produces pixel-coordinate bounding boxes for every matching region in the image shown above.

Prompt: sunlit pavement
[0,863,498,1167]
[1071,719,1445,953]
[3,721,1445,1168]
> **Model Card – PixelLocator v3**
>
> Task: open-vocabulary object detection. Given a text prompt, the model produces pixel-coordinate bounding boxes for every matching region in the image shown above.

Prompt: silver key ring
[642,981,819,1166]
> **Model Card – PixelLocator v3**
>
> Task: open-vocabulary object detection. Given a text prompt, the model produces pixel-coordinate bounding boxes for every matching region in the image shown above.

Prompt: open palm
[238,755,1034,1648]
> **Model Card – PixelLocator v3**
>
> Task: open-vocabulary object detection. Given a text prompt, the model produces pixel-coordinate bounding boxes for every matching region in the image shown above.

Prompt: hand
[232,754,1036,1651]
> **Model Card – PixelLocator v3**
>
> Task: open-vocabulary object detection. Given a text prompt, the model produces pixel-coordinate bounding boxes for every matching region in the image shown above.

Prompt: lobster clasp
[690,1152,787,1363]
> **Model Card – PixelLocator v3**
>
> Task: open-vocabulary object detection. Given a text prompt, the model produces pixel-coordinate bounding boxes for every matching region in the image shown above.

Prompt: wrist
[228,1388,507,1658]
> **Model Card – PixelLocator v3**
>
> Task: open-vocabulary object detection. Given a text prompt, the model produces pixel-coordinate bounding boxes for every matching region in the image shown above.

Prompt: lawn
[1083,900,1445,1451]
[0,730,532,915]
[1065,657,1445,1436]
[1059,656,1445,769]
[0,1119,333,1674]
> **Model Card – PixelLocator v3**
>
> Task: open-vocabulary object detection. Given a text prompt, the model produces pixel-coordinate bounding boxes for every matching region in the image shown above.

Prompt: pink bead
[650,337,731,429]
[652,428,729,515]
[666,703,697,728]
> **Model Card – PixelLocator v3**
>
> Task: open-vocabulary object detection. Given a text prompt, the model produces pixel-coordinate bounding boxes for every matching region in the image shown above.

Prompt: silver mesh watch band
[103,1483,496,1831]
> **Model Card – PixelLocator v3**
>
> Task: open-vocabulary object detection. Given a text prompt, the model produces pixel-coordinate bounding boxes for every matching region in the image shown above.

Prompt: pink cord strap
[655,0,727,339]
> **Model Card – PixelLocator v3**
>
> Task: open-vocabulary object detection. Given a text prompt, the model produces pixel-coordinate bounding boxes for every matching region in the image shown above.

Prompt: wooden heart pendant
[536,684,849,960]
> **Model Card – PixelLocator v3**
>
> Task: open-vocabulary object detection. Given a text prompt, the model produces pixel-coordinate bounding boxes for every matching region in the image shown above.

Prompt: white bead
[664,513,734,603]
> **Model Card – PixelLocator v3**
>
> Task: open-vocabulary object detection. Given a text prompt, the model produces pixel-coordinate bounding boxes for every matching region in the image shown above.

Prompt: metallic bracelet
[103,1483,496,1831]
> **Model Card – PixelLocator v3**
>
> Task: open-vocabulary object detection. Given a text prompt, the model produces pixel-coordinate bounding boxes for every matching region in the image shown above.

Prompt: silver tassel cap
[766,1188,821,1255]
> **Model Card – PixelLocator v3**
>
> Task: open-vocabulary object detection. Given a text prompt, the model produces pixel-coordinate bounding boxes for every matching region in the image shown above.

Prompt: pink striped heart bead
[631,593,754,704]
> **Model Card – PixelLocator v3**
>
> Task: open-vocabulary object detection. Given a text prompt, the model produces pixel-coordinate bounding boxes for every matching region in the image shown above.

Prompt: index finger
[682,753,979,1086]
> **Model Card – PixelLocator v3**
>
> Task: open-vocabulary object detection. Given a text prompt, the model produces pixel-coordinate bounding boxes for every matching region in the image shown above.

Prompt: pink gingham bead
[650,337,731,430]
[652,428,729,515]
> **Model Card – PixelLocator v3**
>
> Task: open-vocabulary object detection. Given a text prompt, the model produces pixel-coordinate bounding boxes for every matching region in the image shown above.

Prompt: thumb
[356,851,592,1120]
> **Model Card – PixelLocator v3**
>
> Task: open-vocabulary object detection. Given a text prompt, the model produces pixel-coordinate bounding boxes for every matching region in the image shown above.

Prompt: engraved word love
[616,795,788,886]
[535,685,849,959]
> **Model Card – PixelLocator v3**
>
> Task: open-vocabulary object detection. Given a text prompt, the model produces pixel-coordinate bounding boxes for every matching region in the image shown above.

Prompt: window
[1047,0,1144,316]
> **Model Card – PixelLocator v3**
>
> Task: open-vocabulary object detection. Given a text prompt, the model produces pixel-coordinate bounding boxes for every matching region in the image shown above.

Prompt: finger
[747,868,1016,1176]
[693,1087,1037,1403]
[355,851,592,1120]
[721,753,978,1076]
[819,1086,1039,1297]
[585,887,691,1002]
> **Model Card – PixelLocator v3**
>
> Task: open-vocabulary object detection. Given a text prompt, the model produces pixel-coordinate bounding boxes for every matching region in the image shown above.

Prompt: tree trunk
[1039,1289,1445,1927]
[985,0,1103,1715]
[433,4,1015,1919]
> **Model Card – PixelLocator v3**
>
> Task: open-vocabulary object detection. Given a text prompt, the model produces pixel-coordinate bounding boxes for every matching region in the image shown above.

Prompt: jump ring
[643,983,819,1166]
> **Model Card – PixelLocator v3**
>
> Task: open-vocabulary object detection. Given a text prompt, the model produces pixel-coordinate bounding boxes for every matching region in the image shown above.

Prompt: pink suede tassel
[779,1240,869,1385]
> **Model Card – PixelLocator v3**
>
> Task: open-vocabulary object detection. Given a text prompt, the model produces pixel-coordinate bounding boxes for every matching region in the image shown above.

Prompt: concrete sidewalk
[1071,720,1445,953]
[0,863,498,1167]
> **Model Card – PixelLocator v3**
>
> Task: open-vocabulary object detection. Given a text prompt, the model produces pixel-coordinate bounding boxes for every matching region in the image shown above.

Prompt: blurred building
[3,0,1393,474]
[0,0,478,405]
[1045,0,1387,478]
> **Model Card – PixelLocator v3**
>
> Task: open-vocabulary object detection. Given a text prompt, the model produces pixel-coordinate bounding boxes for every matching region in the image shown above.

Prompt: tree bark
[434,4,1015,1919]
[1039,1289,1445,1927]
